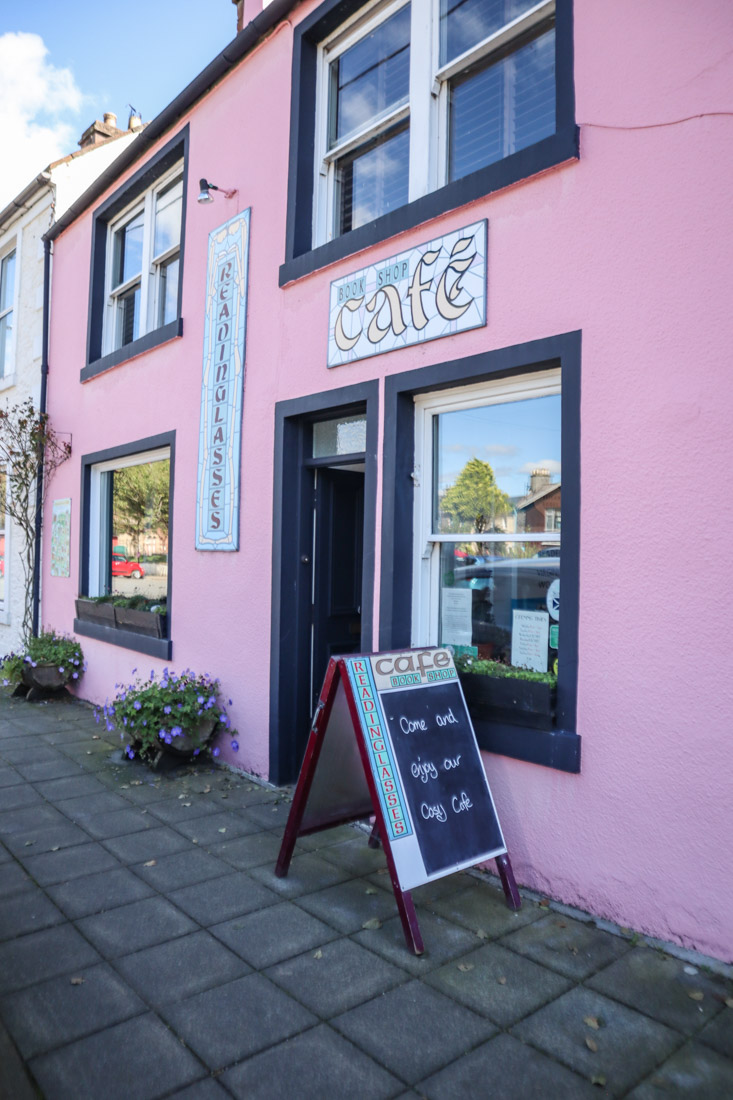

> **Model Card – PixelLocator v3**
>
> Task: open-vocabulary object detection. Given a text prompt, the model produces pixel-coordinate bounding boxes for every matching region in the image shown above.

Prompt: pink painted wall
[43,1,733,960]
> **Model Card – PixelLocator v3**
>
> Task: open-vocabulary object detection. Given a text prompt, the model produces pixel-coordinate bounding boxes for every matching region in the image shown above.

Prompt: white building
[0,113,141,653]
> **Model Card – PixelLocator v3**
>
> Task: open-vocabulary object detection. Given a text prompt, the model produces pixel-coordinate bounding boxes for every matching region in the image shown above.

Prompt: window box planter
[75,598,116,627]
[113,606,167,638]
[459,671,556,731]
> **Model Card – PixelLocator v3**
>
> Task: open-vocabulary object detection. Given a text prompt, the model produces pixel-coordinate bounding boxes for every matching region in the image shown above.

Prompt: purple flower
[58,667,64,674]
[164,734,172,744]
[231,740,239,752]
[193,748,200,756]
[197,695,205,705]
[133,700,142,710]
[164,705,171,715]
[212,747,220,757]
[228,699,233,706]
[171,725,182,737]
[72,672,78,680]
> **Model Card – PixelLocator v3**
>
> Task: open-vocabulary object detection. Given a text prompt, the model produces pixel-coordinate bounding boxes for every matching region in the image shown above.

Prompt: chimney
[232,0,245,33]
[78,111,125,149]
[529,468,551,494]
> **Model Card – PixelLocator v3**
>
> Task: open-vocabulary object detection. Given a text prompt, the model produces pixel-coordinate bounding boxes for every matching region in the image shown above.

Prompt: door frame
[270,380,378,784]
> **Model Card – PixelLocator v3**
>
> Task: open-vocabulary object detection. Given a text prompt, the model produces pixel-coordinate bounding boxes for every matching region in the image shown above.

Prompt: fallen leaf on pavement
[457,963,474,972]
[591,1075,606,1087]
[497,976,507,985]
[365,887,377,895]
[539,898,550,908]
[92,735,100,740]
[218,828,226,833]
[585,1037,598,1052]
[688,991,704,1001]
[584,1016,600,1030]
[725,997,733,1009]
[143,860,156,867]
[70,977,84,986]
[362,918,382,930]
[476,929,488,939]
[313,949,323,959]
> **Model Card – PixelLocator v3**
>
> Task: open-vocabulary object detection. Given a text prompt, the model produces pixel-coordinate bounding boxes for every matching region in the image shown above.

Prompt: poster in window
[196,208,251,551]
[50,498,71,577]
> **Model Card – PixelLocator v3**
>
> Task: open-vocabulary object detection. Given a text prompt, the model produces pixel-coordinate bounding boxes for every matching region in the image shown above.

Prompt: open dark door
[311,467,364,710]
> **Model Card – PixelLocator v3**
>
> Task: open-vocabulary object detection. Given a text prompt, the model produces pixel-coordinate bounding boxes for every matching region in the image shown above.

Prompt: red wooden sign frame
[276,654,521,955]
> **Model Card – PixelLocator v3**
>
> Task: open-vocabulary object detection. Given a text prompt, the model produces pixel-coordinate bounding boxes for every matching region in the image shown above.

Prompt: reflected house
[37,1,732,964]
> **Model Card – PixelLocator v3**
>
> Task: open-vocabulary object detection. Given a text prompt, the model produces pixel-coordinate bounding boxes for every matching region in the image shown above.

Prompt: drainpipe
[31,237,52,637]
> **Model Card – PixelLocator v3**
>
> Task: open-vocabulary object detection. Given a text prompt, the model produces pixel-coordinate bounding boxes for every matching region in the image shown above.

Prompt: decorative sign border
[196,209,251,550]
[328,220,487,368]
[346,657,412,842]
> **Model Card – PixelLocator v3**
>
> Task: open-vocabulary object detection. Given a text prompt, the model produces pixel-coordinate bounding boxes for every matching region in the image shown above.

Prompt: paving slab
[0,766,24,787]
[168,870,280,926]
[13,757,83,782]
[221,1022,402,1099]
[1,819,90,855]
[132,846,232,891]
[425,941,572,1027]
[294,876,399,933]
[0,961,146,1059]
[0,888,66,941]
[28,1012,206,1100]
[0,861,34,898]
[113,929,250,1007]
[76,895,198,957]
[266,937,407,1016]
[317,834,389,877]
[46,865,155,919]
[0,783,43,811]
[161,972,317,1070]
[0,923,100,995]
[102,823,192,863]
[418,1031,600,1099]
[501,912,631,980]
[628,1040,733,1098]
[172,809,261,845]
[210,900,339,969]
[78,806,157,840]
[145,794,223,824]
[32,773,107,802]
[697,1007,733,1059]
[0,801,67,836]
[54,790,130,818]
[353,910,481,976]
[333,979,495,1085]
[19,840,120,885]
[512,986,682,1096]
[208,830,283,871]
[428,880,544,939]
[586,944,729,1034]
[248,850,352,899]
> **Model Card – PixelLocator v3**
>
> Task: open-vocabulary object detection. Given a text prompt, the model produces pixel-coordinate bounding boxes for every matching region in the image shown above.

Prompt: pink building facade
[43,0,733,961]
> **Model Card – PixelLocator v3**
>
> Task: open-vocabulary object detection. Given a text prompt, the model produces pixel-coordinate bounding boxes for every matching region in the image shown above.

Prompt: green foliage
[110,594,166,613]
[454,654,557,685]
[1,630,85,686]
[0,399,72,641]
[99,668,238,763]
[112,460,169,559]
[440,457,512,534]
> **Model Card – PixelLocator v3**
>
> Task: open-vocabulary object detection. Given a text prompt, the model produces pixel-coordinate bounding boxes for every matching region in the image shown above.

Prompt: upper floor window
[314,0,556,245]
[0,249,16,378]
[105,169,183,353]
[283,0,574,282]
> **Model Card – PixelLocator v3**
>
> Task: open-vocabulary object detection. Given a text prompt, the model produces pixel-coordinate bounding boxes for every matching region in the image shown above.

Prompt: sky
[0,0,238,210]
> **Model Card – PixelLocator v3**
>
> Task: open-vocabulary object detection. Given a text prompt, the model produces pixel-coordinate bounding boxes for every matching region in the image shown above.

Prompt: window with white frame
[105,169,182,353]
[314,0,556,244]
[86,447,170,608]
[0,249,16,378]
[413,370,561,685]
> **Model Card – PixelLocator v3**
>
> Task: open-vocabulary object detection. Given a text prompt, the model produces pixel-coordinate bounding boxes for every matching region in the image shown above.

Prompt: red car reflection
[111,554,144,580]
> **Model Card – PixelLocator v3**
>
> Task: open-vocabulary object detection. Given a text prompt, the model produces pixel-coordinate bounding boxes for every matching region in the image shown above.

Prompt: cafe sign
[328,220,486,368]
[196,209,250,551]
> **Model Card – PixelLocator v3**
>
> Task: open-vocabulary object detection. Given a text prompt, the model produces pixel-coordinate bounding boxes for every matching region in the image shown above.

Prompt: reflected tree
[440,457,512,534]
[113,460,169,558]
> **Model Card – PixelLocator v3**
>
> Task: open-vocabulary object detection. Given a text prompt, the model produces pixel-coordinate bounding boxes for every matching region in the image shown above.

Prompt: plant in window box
[455,655,557,731]
[75,595,117,626]
[112,595,167,638]
[1,631,86,696]
[98,668,237,767]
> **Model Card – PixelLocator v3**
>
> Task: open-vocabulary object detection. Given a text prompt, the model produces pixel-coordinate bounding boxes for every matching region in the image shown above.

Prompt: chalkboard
[277,647,518,955]
[343,650,506,890]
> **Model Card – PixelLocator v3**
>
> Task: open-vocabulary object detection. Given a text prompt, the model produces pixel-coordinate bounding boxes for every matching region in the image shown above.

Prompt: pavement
[0,694,731,1100]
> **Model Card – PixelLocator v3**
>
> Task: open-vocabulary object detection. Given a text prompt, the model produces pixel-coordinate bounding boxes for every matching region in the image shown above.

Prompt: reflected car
[111,554,145,579]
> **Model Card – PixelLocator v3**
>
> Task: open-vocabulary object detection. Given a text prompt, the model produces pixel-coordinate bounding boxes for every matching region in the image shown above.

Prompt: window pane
[0,251,15,311]
[154,178,183,258]
[112,211,144,287]
[117,285,141,347]
[158,256,179,326]
[0,314,13,378]
[433,392,561,534]
[440,0,540,64]
[312,414,367,457]
[0,468,6,602]
[330,4,410,145]
[336,125,409,234]
[449,27,555,181]
[110,458,169,602]
[439,540,559,670]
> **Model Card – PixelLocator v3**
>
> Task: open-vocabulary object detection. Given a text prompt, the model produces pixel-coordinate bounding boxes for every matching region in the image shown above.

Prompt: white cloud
[0,33,84,210]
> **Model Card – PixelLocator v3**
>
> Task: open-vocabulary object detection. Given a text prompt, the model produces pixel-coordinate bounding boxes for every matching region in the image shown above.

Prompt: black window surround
[75,431,176,660]
[380,331,581,774]
[269,381,379,784]
[281,0,577,287]
[83,126,189,382]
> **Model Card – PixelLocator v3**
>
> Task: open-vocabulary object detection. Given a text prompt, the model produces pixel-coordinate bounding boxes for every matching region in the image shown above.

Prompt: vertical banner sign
[196,209,251,550]
[50,498,71,577]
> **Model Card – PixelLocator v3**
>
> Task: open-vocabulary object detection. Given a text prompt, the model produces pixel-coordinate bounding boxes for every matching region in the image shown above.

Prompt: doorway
[270,386,378,785]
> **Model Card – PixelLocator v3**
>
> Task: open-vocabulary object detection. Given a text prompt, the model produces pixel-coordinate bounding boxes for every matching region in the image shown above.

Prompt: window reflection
[108,458,169,603]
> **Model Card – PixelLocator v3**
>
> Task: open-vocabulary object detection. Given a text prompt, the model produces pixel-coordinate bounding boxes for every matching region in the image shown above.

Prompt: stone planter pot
[114,606,167,638]
[75,599,115,627]
[21,663,68,692]
[459,672,556,731]
[135,718,218,767]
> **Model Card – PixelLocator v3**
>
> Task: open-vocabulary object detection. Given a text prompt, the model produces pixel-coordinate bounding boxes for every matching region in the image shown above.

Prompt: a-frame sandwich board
[276,648,521,955]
